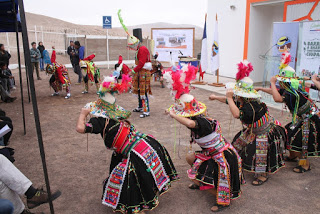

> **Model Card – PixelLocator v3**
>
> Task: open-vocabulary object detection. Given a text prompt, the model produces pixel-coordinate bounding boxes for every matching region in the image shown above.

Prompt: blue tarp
[0,0,21,32]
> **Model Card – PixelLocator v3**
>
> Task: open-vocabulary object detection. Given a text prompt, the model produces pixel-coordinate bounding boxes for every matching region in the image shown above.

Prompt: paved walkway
[191,73,286,110]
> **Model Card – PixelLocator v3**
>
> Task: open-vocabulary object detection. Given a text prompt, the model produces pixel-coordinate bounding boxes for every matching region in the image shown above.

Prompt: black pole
[17,0,55,213]
[25,61,31,102]
[12,0,26,135]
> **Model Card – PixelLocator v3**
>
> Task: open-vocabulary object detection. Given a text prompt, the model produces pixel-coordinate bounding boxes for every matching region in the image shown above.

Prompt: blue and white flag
[200,15,208,72]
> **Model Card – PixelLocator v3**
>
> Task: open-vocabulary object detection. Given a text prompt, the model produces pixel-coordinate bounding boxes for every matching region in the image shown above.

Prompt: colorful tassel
[117,9,129,35]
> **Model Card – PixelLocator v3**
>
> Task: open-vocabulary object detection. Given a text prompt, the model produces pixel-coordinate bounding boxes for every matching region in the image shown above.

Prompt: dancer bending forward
[76,75,178,213]
[165,66,241,212]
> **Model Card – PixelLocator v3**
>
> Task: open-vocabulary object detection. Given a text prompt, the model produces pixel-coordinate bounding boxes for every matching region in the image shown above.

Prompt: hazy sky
[24,0,207,27]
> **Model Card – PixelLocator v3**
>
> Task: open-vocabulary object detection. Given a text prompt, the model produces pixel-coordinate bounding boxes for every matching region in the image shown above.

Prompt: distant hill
[25,13,203,39]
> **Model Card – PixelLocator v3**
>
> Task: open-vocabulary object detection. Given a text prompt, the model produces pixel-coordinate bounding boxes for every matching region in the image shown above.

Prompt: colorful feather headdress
[98,74,132,97]
[165,64,206,117]
[226,60,261,99]
[276,51,298,88]
[236,60,253,81]
[85,74,132,120]
[164,64,197,99]
[117,9,140,50]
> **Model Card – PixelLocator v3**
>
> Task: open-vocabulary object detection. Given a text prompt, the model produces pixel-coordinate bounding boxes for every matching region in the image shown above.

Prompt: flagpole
[193,13,207,85]
[209,13,224,87]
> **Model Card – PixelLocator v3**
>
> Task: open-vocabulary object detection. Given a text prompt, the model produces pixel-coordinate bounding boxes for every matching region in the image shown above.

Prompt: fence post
[41,26,44,43]
[6,32,10,52]
[64,29,67,55]
[34,25,38,44]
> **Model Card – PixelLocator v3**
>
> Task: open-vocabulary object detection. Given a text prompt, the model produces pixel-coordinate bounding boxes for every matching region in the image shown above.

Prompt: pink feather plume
[236,61,253,81]
[116,74,132,93]
[171,65,198,99]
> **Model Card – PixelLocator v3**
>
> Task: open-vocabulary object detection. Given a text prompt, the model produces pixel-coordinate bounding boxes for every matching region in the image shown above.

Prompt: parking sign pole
[107,28,109,69]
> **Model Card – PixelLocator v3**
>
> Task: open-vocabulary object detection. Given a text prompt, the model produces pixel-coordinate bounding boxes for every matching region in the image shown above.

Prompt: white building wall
[207,0,247,78]
[247,4,284,82]
[206,0,301,82]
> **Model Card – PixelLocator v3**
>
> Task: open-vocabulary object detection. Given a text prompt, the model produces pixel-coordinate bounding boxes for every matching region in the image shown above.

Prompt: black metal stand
[12,0,26,135]
[17,0,55,213]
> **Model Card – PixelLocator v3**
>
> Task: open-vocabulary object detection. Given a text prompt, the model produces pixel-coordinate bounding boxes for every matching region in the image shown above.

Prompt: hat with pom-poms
[226,60,261,98]
[164,64,207,117]
[85,75,132,121]
[276,52,299,89]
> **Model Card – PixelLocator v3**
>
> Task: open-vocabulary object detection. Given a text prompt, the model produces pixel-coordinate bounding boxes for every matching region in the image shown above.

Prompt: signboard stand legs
[208,69,225,87]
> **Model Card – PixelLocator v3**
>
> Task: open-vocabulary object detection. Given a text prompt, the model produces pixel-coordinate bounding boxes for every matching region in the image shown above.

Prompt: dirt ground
[3,67,320,214]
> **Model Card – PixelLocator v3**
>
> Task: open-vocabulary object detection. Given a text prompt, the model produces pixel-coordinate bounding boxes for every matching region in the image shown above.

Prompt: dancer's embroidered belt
[102,139,170,209]
[111,122,147,156]
[111,122,130,153]
[194,120,226,154]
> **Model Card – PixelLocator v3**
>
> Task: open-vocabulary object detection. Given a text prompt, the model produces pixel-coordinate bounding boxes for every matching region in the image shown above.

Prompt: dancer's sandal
[188,183,200,190]
[293,165,311,173]
[284,156,298,162]
[252,176,268,186]
[211,204,229,212]
[140,113,150,118]
[133,108,143,112]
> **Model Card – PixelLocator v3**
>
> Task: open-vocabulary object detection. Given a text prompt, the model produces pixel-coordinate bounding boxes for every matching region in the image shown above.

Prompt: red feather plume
[83,54,96,61]
[236,61,253,81]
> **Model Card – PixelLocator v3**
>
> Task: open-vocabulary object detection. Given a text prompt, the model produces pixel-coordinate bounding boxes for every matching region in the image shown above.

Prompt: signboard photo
[151,28,195,62]
[296,20,320,77]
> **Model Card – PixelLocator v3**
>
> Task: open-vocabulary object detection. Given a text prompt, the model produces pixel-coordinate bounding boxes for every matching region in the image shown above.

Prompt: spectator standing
[30,42,41,80]
[37,42,45,71]
[0,44,11,67]
[74,41,85,60]
[67,41,75,65]
[67,41,81,84]
[73,41,84,84]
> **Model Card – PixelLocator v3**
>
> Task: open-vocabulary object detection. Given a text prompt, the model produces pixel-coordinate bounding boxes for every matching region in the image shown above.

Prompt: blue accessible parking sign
[103,16,112,29]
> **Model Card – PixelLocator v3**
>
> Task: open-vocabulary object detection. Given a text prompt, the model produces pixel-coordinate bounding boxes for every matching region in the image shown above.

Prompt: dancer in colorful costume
[117,55,131,78]
[118,10,153,118]
[210,61,286,185]
[164,65,241,212]
[45,47,71,99]
[76,75,178,214]
[258,52,320,173]
[80,54,100,94]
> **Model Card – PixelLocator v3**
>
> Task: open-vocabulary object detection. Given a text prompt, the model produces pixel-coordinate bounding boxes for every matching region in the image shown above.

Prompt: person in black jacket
[0,44,11,67]
[67,41,81,84]
[0,62,16,103]
[37,42,45,71]
[67,41,75,65]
